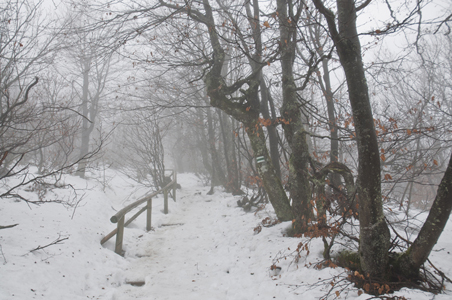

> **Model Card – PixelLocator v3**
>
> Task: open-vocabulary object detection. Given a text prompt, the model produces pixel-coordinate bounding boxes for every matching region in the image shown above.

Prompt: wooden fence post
[164,189,168,214]
[146,198,152,231]
[103,169,177,254]
[173,172,177,201]
[115,216,125,255]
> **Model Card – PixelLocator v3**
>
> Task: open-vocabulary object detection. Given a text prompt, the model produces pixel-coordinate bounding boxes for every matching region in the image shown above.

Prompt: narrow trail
[111,175,288,300]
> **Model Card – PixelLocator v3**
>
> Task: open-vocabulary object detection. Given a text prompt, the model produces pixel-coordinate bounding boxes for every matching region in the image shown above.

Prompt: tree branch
[0,224,19,230]
[0,77,39,125]
[433,13,452,34]
[356,0,372,12]
[29,235,69,253]
[311,0,340,41]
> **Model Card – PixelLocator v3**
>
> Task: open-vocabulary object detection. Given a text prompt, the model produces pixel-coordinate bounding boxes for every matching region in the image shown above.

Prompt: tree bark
[244,118,293,221]
[277,0,313,233]
[196,107,212,176]
[259,76,282,180]
[398,150,452,277]
[201,0,292,220]
[312,0,390,278]
[317,55,341,188]
[208,107,227,188]
[218,110,242,194]
[244,0,281,180]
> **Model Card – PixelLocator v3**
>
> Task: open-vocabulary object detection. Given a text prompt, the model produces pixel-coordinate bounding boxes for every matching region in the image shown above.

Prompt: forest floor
[0,170,451,299]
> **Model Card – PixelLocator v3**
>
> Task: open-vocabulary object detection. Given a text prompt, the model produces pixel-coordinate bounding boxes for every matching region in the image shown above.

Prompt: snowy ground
[0,169,451,299]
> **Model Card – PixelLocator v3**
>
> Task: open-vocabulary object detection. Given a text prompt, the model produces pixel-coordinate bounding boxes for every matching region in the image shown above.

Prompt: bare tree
[312,0,452,284]
[1,1,60,184]
[115,111,166,189]
[59,1,116,178]
[96,0,294,219]
[87,0,452,289]
[0,0,104,213]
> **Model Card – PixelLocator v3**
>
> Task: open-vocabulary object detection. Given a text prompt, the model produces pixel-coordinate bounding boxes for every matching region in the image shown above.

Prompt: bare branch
[0,224,19,230]
[433,13,452,34]
[356,0,372,12]
[29,235,69,253]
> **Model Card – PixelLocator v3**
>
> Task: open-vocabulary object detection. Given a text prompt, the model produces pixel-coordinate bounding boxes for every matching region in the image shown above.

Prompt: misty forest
[1,0,452,299]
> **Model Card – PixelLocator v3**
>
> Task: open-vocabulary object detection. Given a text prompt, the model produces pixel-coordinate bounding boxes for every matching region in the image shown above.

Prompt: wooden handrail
[101,170,177,255]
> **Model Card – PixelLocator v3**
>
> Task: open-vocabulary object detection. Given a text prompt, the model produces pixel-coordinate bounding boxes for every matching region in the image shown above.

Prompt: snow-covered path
[107,174,452,300]
[2,171,450,300]
[111,175,295,300]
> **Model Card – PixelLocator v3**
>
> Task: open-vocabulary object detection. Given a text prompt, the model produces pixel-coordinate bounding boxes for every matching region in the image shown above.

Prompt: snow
[1,170,451,299]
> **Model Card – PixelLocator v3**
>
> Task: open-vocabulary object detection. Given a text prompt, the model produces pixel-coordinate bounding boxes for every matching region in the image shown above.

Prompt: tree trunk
[207,106,227,187]
[218,110,242,194]
[244,0,282,180]
[244,118,293,221]
[196,107,212,176]
[76,58,91,178]
[205,72,293,220]
[277,0,313,233]
[310,17,340,185]
[201,0,292,220]
[397,150,452,277]
[312,0,390,278]
[230,118,242,194]
[259,77,281,180]
[318,57,341,189]
[204,90,227,193]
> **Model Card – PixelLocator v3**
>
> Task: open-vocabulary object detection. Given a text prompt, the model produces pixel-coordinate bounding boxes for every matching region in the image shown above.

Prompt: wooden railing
[100,170,177,255]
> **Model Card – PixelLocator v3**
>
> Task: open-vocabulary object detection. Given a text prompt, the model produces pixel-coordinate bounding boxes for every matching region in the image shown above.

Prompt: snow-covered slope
[0,170,450,299]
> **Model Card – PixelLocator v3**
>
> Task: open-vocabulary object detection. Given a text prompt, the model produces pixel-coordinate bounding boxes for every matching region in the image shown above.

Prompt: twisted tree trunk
[202,0,293,221]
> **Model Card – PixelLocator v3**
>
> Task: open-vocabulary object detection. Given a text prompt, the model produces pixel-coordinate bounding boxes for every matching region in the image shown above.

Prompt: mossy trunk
[245,119,293,221]
[245,0,282,180]
[336,3,390,278]
[285,126,313,233]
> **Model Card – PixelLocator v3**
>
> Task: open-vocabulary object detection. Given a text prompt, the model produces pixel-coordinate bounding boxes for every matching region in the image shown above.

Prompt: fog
[1,0,452,298]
